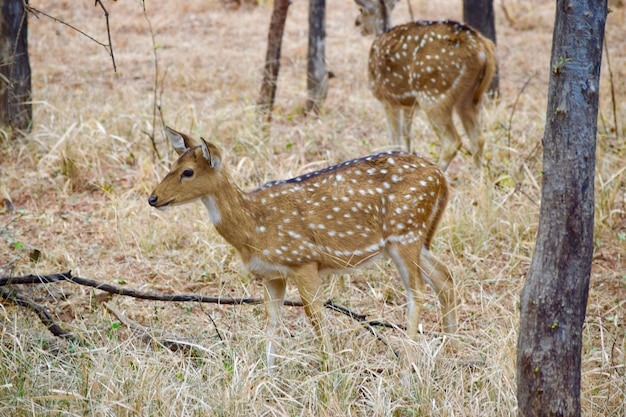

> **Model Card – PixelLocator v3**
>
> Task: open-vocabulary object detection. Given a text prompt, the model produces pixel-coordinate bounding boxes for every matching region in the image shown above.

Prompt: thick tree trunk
[257,0,291,122]
[304,0,327,115]
[462,0,498,95]
[516,1,607,416]
[0,0,32,133]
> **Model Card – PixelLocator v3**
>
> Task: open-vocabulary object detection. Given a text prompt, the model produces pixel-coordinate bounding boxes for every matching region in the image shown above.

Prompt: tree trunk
[462,0,498,95]
[0,0,32,133]
[304,0,327,115]
[257,0,291,122]
[516,1,607,416]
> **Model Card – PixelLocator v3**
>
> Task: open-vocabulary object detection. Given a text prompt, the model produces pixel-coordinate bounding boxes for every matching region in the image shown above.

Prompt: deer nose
[148,196,158,207]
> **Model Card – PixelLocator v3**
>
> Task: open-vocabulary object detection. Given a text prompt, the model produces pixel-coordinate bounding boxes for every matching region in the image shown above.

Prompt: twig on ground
[0,271,291,305]
[1,271,418,352]
[199,304,224,341]
[0,213,23,235]
[0,286,86,345]
[103,302,211,354]
[69,273,275,305]
[323,300,403,331]
[324,300,401,358]
[0,272,71,286]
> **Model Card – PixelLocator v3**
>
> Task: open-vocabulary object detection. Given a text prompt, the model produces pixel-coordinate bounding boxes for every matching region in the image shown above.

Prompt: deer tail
[423,172,449,251]
[473,37,497,104]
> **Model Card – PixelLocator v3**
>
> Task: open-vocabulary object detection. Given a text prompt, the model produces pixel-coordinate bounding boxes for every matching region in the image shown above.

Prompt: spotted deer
[355,0,497,170]
[149,127,456,368]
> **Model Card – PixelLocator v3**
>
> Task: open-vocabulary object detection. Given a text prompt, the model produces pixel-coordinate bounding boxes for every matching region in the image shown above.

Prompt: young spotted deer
[355,0,497,170]
[149,127,456,368]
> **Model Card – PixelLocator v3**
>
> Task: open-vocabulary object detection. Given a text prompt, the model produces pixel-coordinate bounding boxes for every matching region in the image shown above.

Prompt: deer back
[368,20,496,109]
[240,151,448,274]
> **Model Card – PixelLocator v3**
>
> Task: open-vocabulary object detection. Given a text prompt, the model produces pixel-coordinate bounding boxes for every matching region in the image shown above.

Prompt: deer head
[148,128,224,209]
[354,0,399,35]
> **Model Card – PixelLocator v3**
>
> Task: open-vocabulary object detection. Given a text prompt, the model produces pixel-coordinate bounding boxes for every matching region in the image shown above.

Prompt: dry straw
[0,0,624,415]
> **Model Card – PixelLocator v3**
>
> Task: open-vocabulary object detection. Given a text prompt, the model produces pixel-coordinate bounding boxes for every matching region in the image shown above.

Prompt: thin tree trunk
[516,1,607,416]
[304,0,327,115]
[257,0,291,122]
[463,0,498,95]
[0,0,32,133]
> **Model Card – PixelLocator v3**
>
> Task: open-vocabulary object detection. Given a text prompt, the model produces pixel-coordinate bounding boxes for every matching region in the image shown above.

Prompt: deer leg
[292,263,333,363]
[383,102,404,150]
[420,247,457,333]
[387,245,426,340]
[427,110,462,171]
[263,277,287,369]
[401,106,416,152]
[457,94,484,169]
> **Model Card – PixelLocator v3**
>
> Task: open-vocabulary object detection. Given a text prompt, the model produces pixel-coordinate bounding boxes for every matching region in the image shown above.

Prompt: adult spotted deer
[149,127,456,368]
[355,0,497,170]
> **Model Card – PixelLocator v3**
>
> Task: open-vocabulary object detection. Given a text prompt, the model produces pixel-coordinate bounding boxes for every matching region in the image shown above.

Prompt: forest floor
[1,0,625,415]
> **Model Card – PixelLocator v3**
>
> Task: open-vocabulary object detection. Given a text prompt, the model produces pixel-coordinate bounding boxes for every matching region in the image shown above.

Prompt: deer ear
[200,137,222,169]
[165,126,199,155]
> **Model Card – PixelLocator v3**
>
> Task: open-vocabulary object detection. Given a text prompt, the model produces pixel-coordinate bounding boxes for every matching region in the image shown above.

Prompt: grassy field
[1,0,625,415]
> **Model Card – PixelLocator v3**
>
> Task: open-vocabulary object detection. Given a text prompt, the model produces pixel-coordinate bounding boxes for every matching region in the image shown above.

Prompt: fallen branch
[0,286,86,346]
[0,272,71,286]
[0,271,275,304]
[323,300,403,331]
[103,302,213,355]
[71,273,272,305]
[1,271,417,352]
[325,300,401,358]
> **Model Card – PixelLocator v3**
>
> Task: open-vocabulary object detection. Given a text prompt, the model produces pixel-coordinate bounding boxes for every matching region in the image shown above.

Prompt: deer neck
[200,172,256,253]
[378,0,392,33]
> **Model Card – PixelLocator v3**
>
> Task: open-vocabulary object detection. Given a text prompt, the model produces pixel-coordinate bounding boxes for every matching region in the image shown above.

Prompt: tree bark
[257,0,291,122]
[304,0,327,115]
[516,1,607,416]
[0,0,32,133]
[463,0,498,95]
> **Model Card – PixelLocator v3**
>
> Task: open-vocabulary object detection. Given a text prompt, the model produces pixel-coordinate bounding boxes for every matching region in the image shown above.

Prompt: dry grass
[1,0,625,415]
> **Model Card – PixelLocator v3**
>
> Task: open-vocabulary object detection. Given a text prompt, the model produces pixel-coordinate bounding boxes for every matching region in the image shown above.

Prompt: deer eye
[182,169,194,178]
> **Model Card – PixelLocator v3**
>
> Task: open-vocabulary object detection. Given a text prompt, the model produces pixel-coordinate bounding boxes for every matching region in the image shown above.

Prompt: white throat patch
[201,196,221,224]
